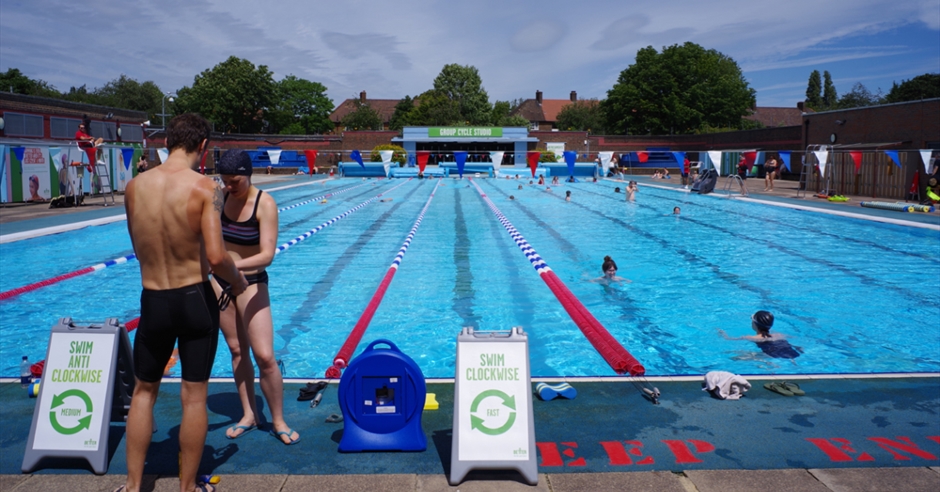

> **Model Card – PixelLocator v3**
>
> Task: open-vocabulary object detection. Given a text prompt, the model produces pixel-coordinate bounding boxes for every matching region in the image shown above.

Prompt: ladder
[93,159,116,206]
[722,174,747,197]
[799,145,832,198]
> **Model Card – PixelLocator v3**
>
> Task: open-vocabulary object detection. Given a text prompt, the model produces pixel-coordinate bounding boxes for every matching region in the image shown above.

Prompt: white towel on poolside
[703,371,751,400]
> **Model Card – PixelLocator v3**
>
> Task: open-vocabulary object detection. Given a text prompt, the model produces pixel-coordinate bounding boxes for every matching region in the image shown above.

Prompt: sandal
[781,381,805,396]
[764,382,794,396]
[325,413,344,423]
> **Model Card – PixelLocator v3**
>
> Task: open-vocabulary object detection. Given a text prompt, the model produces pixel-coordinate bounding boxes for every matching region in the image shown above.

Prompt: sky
[1,0,938,110]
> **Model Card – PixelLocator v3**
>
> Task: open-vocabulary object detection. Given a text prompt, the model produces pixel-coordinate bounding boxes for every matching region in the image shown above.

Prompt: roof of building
[0,91,148,121]
[329,98,399,124]
[745,107,803,127]
[511,98,576,123]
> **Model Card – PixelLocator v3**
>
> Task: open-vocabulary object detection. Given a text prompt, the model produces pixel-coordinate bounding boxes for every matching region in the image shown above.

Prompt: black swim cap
[218,149,252,176]
[752,310,774,331]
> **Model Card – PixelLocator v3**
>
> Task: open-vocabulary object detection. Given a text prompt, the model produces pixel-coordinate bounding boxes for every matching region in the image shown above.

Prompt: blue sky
[1,0,938,110]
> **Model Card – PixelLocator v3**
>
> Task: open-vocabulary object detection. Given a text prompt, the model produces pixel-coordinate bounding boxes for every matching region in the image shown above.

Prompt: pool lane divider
[468,178,646,377]
[325,179,442,379]
[0,182,372,301]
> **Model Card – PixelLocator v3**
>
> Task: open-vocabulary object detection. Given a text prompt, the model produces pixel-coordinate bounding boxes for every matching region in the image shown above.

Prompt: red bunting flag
[304,150,318,175]
[848,151,862,173]
[527,151,540,177]
[637,151,649,163]
[416,151,430,174]
[199,151,208,174]
[743,151,757,171]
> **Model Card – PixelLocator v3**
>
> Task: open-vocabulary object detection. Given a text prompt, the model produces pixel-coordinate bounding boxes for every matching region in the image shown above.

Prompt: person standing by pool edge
[764,156,778,192]
[212,149,300,446]
[120,113,247,492]
[736,155,749,196]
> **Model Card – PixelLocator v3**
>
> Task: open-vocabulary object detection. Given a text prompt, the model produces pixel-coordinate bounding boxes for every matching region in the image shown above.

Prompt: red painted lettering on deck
[600,440,654,466]
[536,442,563,467]
[662,439,715,464]
[805,438,874,462]
[867,437,939,461]
[560,442,586,466]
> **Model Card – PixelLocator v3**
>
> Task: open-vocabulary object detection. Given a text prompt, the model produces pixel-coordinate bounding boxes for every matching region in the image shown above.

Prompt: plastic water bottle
[20,356,31,388]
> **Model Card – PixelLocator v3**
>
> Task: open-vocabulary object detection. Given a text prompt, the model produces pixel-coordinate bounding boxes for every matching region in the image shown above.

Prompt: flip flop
[195,483,216,492]
[225,423,257,439]
[781,381,805,396]
[535,382,577,401]
[763,382,794,396]
[325,413,344,423]
[272,428,301,445]
[298,381,328,401]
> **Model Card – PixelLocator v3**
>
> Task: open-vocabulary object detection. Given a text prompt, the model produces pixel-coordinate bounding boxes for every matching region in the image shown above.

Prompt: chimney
[360,91,367,103]
[536,90,543,104]
[797,101,804,111]
[570,91,577,102]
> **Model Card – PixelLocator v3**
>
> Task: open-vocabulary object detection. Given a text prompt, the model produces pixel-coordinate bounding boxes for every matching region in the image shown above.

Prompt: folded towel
[703,371,751,400]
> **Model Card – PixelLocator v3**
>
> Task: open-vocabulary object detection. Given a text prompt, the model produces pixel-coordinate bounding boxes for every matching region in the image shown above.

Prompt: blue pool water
[1,177,939,378]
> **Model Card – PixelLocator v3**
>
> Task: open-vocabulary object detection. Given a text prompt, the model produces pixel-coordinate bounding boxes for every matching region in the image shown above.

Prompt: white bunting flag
[379,150,393,164]
[707,151,722,176]
[814,150,829,177]
[267,149,282,165]
[490,151,504,170]
[599,152,613,175]
[157,148,169,164]
[920,150,934,174]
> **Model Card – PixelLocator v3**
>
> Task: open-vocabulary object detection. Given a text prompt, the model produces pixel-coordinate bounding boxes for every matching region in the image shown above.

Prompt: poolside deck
[1,174,938,491]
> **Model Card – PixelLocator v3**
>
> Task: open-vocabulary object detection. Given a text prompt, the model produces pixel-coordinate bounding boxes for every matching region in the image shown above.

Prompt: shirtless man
[117,113,247,492]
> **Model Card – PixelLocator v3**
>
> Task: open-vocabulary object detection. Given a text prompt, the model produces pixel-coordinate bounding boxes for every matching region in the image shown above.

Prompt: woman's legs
[242,284,298,443]
[213,279,260,437]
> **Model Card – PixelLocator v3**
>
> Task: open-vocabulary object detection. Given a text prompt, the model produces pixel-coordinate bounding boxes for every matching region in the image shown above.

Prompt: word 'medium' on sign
[466,353,520,381]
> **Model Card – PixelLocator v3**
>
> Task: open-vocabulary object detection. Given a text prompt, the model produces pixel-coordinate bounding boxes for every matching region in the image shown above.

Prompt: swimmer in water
[380,198,393,202]
[718,310,801,360]
[320,199,328,204]
[591,255,630,284]
[565,190,571,202]
[673,206,680,215]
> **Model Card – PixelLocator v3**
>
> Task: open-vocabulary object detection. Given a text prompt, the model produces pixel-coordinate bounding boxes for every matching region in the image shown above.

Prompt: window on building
[3,112,44,137]
[50,117,82,139]
[90,121,117,141]
[120,124,143,142]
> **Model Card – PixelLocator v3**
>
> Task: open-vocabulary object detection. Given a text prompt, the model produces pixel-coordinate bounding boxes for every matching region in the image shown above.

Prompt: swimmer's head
[218,149,252,176]
[615,187,621,193]
[602,255,617,276]
[566,190,571,196]
[509,195,515,200]
[673,206,680,214]
[752,310,774,333]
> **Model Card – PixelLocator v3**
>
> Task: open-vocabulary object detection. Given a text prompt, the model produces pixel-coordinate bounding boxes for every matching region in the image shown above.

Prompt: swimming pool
[1,177,938,378]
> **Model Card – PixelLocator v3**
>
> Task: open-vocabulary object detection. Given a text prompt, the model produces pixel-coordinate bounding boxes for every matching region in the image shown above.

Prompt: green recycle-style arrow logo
[470,389,517,436]
[48,389,93,435]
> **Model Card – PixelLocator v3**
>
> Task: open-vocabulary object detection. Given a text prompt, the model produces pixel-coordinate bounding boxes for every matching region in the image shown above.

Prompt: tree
[389,95,417,131]
[885,73,940,103]
[175,56,277,133]
[603,42,755,135]
[269,75,333,134]
[370,144,407,166]
[340,102,382,130]
[432,64,492,124]
[822,71,838,110]
[556,99,606,133]
[0,68,59,97]
[837,82,884,109]
[411,90,462,126]
[490,100,529,127]
[95,75,164,121]
[805,70,822,110]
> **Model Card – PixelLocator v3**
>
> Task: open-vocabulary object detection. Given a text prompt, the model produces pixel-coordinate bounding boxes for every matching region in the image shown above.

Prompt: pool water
[1,177,938,378]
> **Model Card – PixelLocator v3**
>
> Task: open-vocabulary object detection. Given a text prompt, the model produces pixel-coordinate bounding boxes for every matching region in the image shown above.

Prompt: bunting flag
[743,151,757,171]
[848,151,863,174]
[563,151,577,176]
[599,152,613,175]
[13,146,25,174]
[636,151,649,163]
[707,151,722,176]
[671,152,687,175]
[416,151,430,174]
[813,150,829,177]
[304,150,318,175]
[199,151,208,174]
[454,151,467,178]
[778,151,791,172]
[754,151,765,167]
[527,151,540,177]
[157,148,169,164]
[490,151,504,170]
[267,149,282,165]
[50,147,63,172]
[379,150,393,164]
[350,149,364,168]
[921,150,935,174]
[121,147,135,171]
[0,145,6,203]
[384,163,390,177]
[884,150,901,168]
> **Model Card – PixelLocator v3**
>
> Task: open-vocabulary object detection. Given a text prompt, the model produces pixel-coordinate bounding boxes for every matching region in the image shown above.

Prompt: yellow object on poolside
[827,195,849,202]
[424,393,439,410]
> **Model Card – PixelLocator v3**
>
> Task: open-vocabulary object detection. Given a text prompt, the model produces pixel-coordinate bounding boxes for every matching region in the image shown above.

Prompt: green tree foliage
[341,102,383,130]
[95,75,164,121]
[805,70,822,110]
[432,64,492,125]
[837,82,884,109]
[885,73,940,103]
[555,99,606,133]
[370,144,407,166]
[411,90,462,126]
[603,42,756,135]
[389,95,417,131]
[269,75,333,134]
[499,115,530,127]
[175,56,276,133]
[538,150,561,163]
[491,100,529,127]
[822,71,838,109]
[0,68,59,97]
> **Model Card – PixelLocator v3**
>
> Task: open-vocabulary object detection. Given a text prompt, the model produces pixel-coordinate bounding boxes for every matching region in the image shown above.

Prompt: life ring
[828,195,849,202]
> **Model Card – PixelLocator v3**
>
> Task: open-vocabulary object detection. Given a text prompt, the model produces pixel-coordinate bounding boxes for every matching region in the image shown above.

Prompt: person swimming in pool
[591,255,631,284]
[673,206,680,215]
[565,190,571,202]
[718,310,801,359]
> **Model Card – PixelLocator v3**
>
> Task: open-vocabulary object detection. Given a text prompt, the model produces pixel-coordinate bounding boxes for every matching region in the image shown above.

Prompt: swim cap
[752,310,774,331]
[218,149,252,176]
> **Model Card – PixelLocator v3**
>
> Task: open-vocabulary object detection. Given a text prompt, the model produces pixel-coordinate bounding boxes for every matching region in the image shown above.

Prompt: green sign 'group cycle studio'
[393,127,538,166]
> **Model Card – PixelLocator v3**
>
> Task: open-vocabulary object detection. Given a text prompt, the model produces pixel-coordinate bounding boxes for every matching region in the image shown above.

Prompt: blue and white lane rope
[469,179,550,274]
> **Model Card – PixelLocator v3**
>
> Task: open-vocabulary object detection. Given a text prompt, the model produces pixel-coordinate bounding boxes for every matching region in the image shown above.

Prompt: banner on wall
[545,143,564,163]
[113,148,130,192]
[20,147,52,202]
[0,145,8,203]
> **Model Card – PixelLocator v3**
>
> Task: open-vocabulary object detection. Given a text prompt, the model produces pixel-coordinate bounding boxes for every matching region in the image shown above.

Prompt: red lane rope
[469,178,645,376]
[324,179,442,378]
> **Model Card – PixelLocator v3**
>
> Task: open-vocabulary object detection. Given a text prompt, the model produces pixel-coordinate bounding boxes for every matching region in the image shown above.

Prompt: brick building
[511,90,583,131]
[328,91,399,133]
[0,92,148,144]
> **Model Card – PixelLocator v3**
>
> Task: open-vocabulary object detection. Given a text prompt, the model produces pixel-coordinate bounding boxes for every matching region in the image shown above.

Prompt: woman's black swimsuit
[757,339,801,359]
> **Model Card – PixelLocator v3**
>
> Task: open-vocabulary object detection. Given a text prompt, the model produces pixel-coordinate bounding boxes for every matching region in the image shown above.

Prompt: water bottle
[20,356,31,388]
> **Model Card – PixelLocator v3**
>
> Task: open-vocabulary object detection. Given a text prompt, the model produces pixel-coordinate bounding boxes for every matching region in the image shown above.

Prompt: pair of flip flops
[298,381,328,401]
[535,382,577,401]
[764,381,805,396]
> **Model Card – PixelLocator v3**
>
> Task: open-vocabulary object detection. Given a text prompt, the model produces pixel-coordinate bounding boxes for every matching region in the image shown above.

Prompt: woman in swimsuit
[591,255,631,284]
[718,310,801,359]
[212,150,299,445]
